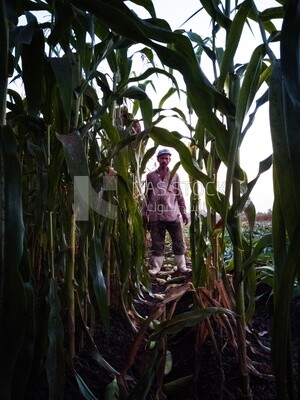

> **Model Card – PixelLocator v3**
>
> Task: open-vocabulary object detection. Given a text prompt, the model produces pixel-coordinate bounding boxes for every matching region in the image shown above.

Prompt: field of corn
[25,213,300,399]
[2,1,300,399]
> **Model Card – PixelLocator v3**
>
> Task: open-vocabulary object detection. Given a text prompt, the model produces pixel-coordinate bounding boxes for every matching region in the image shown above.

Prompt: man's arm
[175,174,189,224]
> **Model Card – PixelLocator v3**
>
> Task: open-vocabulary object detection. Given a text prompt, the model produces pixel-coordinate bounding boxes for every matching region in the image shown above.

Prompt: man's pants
[149,220,186,256]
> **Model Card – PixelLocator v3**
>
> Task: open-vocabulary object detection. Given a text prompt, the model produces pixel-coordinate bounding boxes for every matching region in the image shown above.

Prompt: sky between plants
[130,0,279,213]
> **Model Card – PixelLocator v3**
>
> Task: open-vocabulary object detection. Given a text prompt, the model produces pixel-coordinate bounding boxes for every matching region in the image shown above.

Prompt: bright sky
[129,0,278,212]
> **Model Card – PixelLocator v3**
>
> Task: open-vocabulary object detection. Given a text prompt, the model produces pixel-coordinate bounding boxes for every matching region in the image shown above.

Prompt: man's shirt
[142,168,187,222]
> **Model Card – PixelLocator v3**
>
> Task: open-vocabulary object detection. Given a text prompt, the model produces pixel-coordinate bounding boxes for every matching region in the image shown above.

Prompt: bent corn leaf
[151,307,235,338]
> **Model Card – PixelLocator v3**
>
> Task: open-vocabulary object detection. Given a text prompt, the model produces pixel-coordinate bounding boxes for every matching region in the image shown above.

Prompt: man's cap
[157,148,171,157]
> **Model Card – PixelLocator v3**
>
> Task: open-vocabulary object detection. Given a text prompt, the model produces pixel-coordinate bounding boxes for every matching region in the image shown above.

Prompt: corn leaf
[147,126,228,217]
[148,127,210,186]
[121,85,148,100]
[129,0,156,18]
[243,234,273,278]
[11,281,35,399]
[139,96,153,129]
[259,6,284,21]
[125,67,179,94]
[50,57,73,122]
[90,235,109,332]
[71,0,236,167]
[281,0,300,108]
[269,60,300,239]
[237,154,273,213]
[0,0,9,123]
[74,372,99,400]
[200,0,232,31]
[224,44,264,221]
[20,19,44,116]
[151,307,235,338]
[163,375,193,395]
[46,279,65,400]
[56,131,89,177]
[104,378,120,400]
[269,59,300,399]
[271,225,300,399]
[217,0,252,91]
[0,126,26,399]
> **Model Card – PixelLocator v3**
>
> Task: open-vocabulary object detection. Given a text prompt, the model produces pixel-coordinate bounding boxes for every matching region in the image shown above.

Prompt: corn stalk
[0,2,29,399]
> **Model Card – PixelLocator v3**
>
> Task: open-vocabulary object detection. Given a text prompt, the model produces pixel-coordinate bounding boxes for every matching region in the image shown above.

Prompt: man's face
[157,154,171,168]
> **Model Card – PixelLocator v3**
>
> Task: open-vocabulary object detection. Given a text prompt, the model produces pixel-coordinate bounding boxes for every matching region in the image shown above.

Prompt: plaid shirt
[142,168,187,222]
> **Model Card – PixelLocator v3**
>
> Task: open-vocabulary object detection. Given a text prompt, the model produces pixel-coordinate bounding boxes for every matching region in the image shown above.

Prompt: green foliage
[46,279,65,400]
[0,0,298,398]
[0,126,27,400]
[270,57,300,399]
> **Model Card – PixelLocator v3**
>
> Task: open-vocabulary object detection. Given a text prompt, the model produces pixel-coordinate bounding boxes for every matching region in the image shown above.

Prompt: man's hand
[182,214,189,225]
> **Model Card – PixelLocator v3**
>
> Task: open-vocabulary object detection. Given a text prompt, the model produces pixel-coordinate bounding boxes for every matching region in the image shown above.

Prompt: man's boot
[149,255,164,275]
[174,254,190,273]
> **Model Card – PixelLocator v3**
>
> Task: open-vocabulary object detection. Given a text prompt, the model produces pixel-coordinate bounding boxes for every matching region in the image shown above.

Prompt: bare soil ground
[24,267,300,400]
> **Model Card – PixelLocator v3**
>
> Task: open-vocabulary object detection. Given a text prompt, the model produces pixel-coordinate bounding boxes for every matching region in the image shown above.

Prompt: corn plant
[0,2,30,399]
[143,1,274,397]
[269,1,300,397]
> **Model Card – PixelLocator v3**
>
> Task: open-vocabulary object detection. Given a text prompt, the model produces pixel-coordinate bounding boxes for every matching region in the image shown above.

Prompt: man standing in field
[142,148,190,275]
